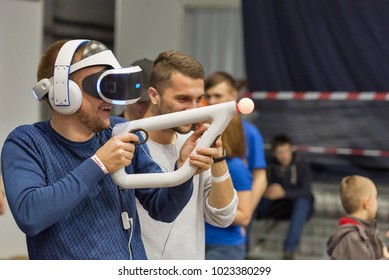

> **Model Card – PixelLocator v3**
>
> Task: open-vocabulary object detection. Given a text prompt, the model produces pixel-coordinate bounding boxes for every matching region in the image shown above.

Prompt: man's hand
[177,123,217,174]
[264,183,285,200]
[95,133,139,173]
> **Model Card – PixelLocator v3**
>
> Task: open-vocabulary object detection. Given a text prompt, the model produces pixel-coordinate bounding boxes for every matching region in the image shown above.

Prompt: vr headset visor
[82,66,143,105]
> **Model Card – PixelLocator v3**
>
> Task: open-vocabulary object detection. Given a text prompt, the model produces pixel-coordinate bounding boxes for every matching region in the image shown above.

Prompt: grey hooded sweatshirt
[327,216,386,260]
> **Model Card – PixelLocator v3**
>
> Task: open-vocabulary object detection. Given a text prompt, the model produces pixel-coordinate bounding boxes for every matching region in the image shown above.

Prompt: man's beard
[172,124,193,134]
[77,109,110,132]
[158,99,193,135]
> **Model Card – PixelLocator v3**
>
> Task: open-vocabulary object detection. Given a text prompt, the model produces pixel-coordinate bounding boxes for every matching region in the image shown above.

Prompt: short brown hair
[149,50,204,94]
[271,134,292,151]
[340,175,374,214]
[205,71,237,91]
[37,39,86,81]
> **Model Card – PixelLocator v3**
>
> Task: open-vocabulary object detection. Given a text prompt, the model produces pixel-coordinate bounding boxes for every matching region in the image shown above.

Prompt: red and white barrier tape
[251,92,389,157]
[264,144,389,157]
[248,91,389,101]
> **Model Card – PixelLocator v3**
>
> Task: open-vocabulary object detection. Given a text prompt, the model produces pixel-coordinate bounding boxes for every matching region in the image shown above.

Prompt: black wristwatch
[213,148,227,163]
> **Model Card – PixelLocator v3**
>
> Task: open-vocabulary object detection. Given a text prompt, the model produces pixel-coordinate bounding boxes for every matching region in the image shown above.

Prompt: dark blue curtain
[242,0,389,182]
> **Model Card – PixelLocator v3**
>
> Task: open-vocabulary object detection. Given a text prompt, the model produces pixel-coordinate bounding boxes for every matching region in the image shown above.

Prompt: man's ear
[149,87,160,105]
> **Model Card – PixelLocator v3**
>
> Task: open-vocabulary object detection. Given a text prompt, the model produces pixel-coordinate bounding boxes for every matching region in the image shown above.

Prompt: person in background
[204,71,267,215]
[327,175,389,260]
[135,50,238,260]
[121,58,153,121]
[205,114,253,260]
[204,71,267,254]
[0,39,216,260]
[256,134,314,259]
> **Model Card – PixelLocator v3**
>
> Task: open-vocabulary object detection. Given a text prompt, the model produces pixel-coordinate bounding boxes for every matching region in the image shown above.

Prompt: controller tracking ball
[238,98,254,114]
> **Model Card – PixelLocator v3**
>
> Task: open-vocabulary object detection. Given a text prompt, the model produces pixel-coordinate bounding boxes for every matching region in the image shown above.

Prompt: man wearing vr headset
[0,39,216,260]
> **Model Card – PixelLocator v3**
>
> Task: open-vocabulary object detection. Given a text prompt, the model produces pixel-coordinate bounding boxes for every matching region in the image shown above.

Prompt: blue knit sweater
[1,117,193,260]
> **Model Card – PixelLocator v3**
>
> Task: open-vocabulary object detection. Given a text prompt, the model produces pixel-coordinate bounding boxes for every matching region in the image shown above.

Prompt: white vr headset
[33,39,143,110]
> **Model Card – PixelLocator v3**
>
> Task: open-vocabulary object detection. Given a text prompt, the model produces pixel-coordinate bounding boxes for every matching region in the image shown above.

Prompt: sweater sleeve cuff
[72,158,106,189]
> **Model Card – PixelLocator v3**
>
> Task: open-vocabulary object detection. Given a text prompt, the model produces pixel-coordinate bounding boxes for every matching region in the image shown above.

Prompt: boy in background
[327,175,389,260]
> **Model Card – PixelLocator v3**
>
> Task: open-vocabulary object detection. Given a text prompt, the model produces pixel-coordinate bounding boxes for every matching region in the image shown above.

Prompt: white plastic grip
[111,101,239,189]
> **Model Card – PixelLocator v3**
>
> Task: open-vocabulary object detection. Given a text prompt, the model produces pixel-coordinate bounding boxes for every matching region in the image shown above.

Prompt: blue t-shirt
[242,119,267,170]
[205,157,252,246]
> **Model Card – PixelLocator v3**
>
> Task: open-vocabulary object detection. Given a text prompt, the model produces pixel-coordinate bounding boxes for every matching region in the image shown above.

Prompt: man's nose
[190,99,200,108]
[206,97,216,105]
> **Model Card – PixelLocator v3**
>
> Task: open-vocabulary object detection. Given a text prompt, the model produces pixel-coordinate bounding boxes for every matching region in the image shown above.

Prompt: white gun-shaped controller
[111,98,254,189]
